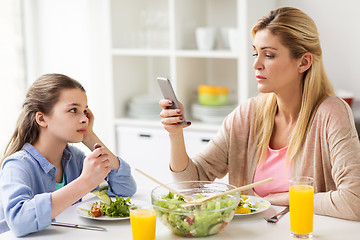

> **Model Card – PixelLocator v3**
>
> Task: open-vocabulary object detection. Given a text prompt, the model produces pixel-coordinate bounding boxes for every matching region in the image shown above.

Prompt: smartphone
[157,77,187,125]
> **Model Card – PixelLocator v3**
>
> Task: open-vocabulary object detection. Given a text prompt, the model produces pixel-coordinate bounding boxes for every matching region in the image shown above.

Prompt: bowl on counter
[191,103,237,123]
[336,89,354,108]
[151,181,239,237]
[198,85,229,106]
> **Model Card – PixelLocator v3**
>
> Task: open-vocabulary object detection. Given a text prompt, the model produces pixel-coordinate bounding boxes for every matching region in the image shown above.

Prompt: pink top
[253,146,291,197]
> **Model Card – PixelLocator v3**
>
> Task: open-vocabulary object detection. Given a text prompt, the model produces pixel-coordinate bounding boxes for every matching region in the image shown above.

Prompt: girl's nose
[81,114,88,124]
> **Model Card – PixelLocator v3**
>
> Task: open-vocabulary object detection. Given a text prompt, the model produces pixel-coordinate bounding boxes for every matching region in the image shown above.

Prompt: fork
[264,206,289,223]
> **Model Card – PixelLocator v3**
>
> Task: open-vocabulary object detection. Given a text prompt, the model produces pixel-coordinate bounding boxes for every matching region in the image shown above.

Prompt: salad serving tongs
[185,178,273,206]
[135,168,195,202]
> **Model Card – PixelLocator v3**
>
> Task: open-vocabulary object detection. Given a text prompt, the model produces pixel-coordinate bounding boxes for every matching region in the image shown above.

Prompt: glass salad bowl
[151,181,240,237]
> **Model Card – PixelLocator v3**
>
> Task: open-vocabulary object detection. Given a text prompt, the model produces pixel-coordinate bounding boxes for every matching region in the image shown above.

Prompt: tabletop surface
[2,188,360,239]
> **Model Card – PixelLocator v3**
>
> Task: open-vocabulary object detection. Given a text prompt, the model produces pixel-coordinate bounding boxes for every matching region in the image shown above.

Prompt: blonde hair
[252,7,335,163]
[1,74,85,166]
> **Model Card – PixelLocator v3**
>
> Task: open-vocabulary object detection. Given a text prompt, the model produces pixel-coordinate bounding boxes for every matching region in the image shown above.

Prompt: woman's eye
[83,109,88,115]
[252,53,259,58]
[70,108,77,113]
[265,53,275,58]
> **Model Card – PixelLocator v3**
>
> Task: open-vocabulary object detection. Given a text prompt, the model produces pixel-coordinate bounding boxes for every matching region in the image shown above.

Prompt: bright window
[0,0,26,155]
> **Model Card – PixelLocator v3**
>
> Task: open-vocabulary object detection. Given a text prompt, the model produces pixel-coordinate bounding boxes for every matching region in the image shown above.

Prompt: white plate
[235,195,271,216]
[77,198,148,221]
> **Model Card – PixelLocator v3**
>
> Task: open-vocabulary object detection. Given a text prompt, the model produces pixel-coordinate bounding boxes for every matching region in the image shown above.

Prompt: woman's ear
[299,52,313,73]
[35,112,47,128]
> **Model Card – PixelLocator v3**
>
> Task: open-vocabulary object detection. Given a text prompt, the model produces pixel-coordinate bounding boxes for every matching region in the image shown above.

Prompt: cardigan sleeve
[171,110,232,182]
[313,98,360,221]
[171,98,256,183]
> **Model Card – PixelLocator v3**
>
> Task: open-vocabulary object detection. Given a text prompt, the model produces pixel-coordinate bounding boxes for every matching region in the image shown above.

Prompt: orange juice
[289,185,314,235]
[130,209,156,240]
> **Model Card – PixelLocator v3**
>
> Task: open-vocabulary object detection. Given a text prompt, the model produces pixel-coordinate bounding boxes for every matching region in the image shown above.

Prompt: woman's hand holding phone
[159,99,190,134]
[158,77,191,172]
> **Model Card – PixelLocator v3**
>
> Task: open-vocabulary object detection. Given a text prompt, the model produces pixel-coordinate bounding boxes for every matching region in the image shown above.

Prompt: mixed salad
[235,195,268,214]
[80,189,134,218]
[153,192,238,237]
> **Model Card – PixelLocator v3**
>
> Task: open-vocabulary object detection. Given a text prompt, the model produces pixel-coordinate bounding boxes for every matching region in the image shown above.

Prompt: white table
[3,188,360,239]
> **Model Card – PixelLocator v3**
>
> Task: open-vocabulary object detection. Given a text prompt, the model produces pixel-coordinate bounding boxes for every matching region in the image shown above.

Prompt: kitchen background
[1,0,360,189]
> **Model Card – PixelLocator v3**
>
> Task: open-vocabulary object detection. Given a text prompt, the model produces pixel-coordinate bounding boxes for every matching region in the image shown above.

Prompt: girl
[159,7,360,221]
[0,73,137,236]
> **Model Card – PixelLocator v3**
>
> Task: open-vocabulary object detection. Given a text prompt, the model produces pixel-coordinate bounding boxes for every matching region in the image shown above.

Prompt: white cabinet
[117,126,218,190]
[117,126,170,190]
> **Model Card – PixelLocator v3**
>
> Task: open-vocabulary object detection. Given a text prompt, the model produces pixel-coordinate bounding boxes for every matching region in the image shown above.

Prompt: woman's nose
[253,57,263,70]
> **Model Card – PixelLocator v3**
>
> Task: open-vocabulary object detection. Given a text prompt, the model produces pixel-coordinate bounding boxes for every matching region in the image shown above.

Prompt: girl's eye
[70,108,77,113]
[266,54,275,59]
[252,53,259,58]
[83,109,88,115]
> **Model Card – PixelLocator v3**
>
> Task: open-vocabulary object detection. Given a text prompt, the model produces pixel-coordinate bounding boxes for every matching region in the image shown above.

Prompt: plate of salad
[77,190,147,220]
[235,195,271,215]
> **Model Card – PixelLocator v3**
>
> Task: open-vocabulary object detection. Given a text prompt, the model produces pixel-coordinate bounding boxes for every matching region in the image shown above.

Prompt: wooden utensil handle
[135,168,194,202]
[193,178,273,204]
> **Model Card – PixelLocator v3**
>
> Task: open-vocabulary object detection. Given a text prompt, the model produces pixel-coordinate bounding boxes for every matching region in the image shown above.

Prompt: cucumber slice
[208,221,225,236]
[92,190,112,205]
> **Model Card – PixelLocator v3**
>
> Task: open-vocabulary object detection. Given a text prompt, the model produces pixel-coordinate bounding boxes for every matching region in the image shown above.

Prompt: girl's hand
[82,108,95,145]
[159,99,191,134]
[86,108,95,130]
[80,146,111,190]
[81,107,120,171]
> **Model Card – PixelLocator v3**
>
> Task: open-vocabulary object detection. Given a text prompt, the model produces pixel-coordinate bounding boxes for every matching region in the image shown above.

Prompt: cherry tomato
[90,204,102,217]
[184,216,194,225]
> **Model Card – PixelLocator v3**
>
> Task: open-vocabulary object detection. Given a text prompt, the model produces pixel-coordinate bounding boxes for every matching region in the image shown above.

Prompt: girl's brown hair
[1,73,85,166]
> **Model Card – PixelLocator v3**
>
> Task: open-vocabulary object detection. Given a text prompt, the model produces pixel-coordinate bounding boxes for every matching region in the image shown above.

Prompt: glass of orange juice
[130,206,156,240]
[289,176,314,239]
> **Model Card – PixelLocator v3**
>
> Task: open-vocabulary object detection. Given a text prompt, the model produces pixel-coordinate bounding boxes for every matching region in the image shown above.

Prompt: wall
[276,0,360,119]
[23,0,113,151]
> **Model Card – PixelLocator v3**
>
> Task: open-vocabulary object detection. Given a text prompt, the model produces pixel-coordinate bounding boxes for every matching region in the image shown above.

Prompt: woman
[159,7,360,221]
[0,74,137,236]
